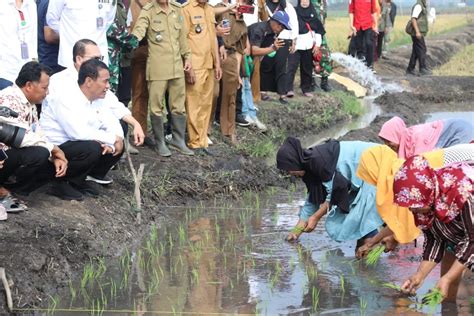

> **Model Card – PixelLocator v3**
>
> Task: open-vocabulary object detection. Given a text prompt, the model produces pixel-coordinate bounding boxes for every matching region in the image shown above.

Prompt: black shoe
[86,175,113,185]
[279,97,288,105]
[419,68,432,76]
[320,77,332,92]
[143,136,156,148]
[194,148,214,156]
[406,68,417,76]
[71,181,100,198]
[50,181,84,201]
[236,114,250,127]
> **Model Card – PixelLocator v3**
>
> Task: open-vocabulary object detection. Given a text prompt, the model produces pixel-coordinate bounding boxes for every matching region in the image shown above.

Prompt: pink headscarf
[378,117,444,159]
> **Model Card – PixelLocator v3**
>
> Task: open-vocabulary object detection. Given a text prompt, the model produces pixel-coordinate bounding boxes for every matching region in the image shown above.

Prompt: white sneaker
[253,118,267,132]
[165,134,172,142]
[207,137,214,146]
[244,115,256,125]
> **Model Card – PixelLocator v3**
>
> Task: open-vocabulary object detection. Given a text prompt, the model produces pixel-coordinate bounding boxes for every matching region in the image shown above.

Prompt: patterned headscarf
[393,155,474,230]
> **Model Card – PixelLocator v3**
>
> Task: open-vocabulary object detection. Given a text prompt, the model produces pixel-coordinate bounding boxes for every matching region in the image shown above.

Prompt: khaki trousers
[219,54,239,136]
[185,69,214,149]
[148,77,186,117]
[208,79,220,135]
[131,45,149,134]
[251,57,261,103]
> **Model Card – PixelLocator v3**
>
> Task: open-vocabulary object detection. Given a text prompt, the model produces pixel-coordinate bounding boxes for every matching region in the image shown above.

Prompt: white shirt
[265,2,299,40]
[0,0,38,82]
[296,31,321,50]
[242,4,259,26]
[44,67,131,121]
[412,4,422,18]
[40,83,123,149]
[46,0,116,68]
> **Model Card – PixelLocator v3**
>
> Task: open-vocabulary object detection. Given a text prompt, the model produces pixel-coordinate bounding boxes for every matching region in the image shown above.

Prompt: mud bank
[0,24,473,311]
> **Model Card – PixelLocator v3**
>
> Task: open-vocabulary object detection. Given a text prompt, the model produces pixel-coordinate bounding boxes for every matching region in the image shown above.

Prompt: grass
[434,44,474,76]
[237,135,276,157]
[325,14,470,53]
[330,91,364,117]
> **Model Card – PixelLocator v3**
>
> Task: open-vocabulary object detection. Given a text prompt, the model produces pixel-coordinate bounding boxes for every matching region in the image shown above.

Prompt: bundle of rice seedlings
[381,282,401,292]
[290,226,305,234]
[365,245,385,266]
[422,288,443,306]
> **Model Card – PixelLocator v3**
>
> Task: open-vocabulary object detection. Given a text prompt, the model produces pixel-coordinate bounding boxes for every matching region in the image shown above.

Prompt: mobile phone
[238,5,255,14]
[0,149,8,161]
[222,19,230,28]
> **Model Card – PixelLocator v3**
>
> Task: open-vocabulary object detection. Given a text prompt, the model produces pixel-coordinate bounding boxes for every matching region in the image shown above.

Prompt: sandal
[0,194,28,213]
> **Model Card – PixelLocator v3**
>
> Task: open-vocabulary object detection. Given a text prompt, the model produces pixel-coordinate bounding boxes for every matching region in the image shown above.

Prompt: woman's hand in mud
[381,235,399,252]
[286,220,307,242]
[401,272,424,295]
[434,277,450,301]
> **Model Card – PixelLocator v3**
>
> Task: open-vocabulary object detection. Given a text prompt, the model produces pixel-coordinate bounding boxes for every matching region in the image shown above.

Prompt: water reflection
[57,191,473,315]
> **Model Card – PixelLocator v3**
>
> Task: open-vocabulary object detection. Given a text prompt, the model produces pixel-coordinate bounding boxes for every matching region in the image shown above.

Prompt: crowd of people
[276,119,473,301]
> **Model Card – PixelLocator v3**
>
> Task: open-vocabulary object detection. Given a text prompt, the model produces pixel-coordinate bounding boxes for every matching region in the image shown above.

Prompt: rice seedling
[311,286,320,311]
[340,274,345,293]
[178,224,186,245]
[382,282,401,292]
[109,277,117,300]
[422,288,444,307]
[359,297,368,314]
[191,268,200,285]
[365,245,385,266]
[47,295,59,315]
[68,279,76,305]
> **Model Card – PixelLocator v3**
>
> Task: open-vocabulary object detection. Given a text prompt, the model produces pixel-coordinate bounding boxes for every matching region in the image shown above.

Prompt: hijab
[266,0,285,13]
[277,137,352,212]
[295,0,325,35]
[378,116,444,159]
[393,156,474,230]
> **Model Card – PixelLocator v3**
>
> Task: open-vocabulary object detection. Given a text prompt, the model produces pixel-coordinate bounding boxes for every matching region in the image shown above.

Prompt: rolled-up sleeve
[46,0,65,32]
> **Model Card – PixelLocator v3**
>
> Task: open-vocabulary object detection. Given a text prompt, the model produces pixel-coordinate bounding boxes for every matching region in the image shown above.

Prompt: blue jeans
[0,78,13,90]
[241,78,257,120]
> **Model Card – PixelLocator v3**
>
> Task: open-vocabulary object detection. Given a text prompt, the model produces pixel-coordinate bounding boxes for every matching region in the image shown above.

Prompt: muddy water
[52,190,472,315]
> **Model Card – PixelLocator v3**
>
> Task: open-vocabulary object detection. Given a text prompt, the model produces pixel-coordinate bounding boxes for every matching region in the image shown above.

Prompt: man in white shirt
[44,39,145,154]
[0,0,38,90]
[0,62,67,202]
[41,59,124,196]
[46,0,116,68]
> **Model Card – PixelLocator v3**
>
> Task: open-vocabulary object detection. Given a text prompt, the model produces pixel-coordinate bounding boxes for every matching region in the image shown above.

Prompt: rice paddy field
[324,13,472,53]
[434,44,474,76]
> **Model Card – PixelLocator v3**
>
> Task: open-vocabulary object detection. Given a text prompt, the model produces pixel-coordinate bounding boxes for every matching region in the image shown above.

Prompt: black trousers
[287,49,313,93]
[376,31,385,60]
[117,66,132,106]
[235,86,242,116]
[0,146,50,192]
[353,29,375,68]
[408,35,427,71]
[260,41,290,95]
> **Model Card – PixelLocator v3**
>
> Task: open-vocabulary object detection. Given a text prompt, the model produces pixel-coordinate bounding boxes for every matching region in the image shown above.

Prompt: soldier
[132,0,194,156]
[182,0,222,155]
[310,0,332,91]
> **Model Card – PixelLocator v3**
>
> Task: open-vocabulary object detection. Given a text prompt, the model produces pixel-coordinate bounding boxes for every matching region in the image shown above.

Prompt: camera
[0,106,26,148]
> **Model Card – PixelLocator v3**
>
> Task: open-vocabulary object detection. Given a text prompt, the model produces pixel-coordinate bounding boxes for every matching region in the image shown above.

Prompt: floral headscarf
[393,156,474,230]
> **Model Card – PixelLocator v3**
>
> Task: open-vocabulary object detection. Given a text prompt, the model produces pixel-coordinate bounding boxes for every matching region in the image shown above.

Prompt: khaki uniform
[182,0,217,149]
[215,5,247,137]
[132,1,191,116]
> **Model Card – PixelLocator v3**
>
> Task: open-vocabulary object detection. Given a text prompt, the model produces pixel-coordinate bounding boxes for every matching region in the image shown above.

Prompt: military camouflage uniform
[311,0,332,79]
[107,0,138,93]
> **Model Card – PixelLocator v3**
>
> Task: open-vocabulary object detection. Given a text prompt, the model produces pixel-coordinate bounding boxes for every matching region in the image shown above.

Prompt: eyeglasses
[84,55,104,61]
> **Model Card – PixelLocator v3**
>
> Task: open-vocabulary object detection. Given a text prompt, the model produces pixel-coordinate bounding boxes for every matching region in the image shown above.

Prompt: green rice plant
[470,297,474,306]
[359,297,368,314]
[191,268,199,285]
[68,279,76,305]
[109,277,117,299]
[311,286,320,311]
[290,226,305,234]
[340,274,345,293]
[178,224,186,245]
[47,295,59,315]
[365,245,385,266]
[382,282,401,292]
[422,288,444,307]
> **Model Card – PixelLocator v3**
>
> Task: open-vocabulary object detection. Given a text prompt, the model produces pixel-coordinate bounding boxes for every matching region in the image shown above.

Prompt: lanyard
[18,10,27,27]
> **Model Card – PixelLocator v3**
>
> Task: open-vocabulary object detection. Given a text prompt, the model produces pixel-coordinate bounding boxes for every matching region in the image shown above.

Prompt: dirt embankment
[0,24,473,312]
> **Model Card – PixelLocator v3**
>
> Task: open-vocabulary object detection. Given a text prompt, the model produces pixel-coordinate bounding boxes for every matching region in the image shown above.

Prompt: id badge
[96,17,104,29]
[20,42,29,60]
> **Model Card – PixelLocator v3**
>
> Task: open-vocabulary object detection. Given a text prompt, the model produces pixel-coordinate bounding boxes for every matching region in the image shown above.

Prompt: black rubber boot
[168,114,194,156]
[150,115,171,157]
[320,76,331,92]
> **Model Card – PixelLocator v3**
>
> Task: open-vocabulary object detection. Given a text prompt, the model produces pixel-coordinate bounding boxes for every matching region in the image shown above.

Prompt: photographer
[0,62,67,213]
[248,11,291,104]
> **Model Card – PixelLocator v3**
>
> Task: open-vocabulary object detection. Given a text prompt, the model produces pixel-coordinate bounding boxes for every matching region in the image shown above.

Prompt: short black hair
[15,61,52,88]
[78,59,109,85]
[72,39,98,64]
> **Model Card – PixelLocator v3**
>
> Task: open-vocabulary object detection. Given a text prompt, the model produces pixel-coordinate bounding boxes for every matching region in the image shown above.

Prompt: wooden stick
[125,144,145,224]
[0,267,13,312]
